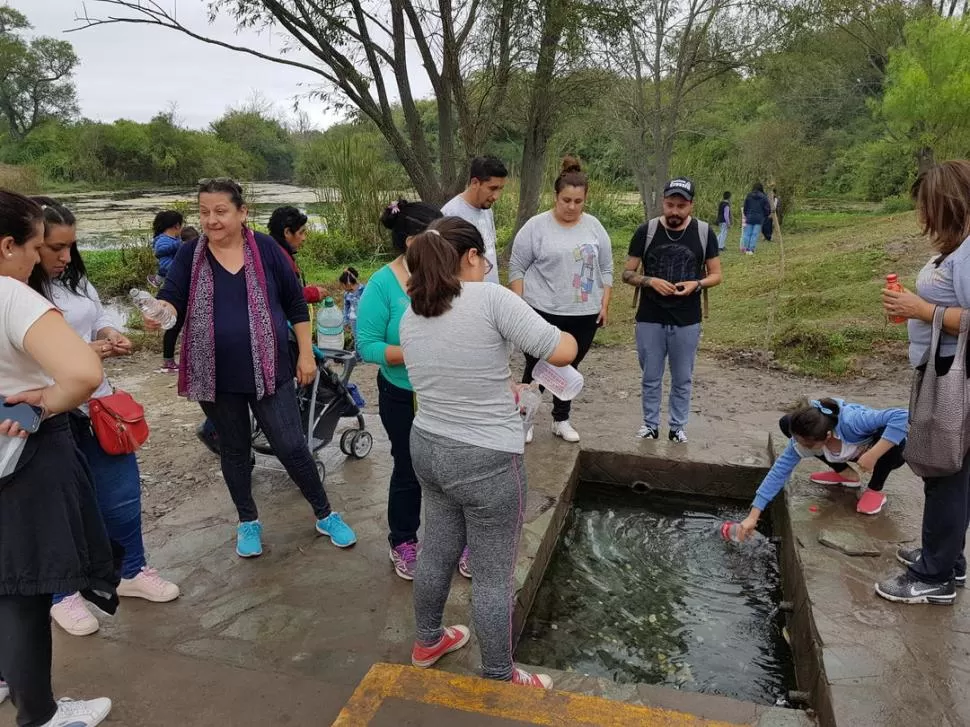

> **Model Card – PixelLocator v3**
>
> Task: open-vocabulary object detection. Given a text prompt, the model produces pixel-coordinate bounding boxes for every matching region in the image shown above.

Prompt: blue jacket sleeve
[753,441,804,511]
[356,274,391,366]
[261,235,309,325]
[847,405,909,446]
[153,235,180,261]
[157,241,196,318]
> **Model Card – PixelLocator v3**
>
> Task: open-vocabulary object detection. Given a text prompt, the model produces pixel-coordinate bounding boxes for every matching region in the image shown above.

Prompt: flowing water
[517,482,795,705]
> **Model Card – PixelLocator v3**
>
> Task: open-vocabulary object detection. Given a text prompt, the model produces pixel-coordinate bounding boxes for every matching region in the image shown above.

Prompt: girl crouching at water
[737,398,908,541]
[400,217,577,689]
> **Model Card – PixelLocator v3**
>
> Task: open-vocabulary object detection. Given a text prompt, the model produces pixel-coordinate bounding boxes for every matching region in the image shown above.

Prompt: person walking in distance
[622,177,722,443]
[716,191,731,251]
[740,182,771,255]
[441,156,508,285]
[508,156,613,444]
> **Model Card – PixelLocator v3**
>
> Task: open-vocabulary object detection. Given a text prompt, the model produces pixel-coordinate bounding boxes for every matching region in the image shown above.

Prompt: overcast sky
[11,0,429,130]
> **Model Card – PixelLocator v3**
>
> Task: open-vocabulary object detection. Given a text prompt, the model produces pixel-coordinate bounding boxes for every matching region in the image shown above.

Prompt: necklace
[663,222,689,242]
[400,257,410,277]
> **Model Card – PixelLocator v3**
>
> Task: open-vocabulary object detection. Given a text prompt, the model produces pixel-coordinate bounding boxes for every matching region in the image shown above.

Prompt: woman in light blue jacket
[738,398,908,540]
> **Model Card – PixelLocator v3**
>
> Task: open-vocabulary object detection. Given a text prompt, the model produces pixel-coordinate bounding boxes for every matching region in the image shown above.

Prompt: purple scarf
[178,227,277,402]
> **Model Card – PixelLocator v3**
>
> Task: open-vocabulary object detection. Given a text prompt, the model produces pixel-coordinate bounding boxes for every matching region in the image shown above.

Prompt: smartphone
[0,396,43,433]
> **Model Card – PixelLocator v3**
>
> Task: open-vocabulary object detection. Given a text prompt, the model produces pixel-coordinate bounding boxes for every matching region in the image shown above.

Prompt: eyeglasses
[482,256,494,275]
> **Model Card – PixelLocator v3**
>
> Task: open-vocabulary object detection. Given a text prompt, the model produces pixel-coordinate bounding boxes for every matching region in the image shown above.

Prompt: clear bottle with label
[316,297,345,351]
[130,289,176,330]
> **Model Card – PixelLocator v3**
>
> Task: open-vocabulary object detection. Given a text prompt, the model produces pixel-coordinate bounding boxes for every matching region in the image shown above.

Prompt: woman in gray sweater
[400,217,576,689]
[508,156,613,444]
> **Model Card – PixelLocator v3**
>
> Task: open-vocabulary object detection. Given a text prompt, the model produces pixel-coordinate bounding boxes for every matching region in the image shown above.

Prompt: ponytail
[788,397,841,442]
[406,231,462,318]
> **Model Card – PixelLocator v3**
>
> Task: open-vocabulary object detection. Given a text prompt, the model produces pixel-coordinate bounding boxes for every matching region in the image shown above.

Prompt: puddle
[516,482,795,705]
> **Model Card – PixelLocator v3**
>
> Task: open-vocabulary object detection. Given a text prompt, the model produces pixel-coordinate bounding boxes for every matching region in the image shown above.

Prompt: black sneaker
[875,571,956,605]
[668,428,689,443]
[637,425,659,440]
[896,546,966,587]
[196,423,220,456]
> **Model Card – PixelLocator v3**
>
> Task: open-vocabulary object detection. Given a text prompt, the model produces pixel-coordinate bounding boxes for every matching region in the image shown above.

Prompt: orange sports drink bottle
[886,274,905,324]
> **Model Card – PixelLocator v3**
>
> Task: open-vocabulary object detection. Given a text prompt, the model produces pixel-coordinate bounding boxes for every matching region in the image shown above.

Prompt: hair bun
[560,155,582,175]
[380,198,408,230]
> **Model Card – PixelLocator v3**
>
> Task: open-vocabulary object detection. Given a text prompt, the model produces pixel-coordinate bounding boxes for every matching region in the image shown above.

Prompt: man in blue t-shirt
[621,177,723,443]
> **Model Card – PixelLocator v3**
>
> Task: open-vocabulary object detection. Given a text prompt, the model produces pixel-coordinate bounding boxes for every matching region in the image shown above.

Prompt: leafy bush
[83,236,156,298]
[0,164,40,193]
[882,193,915,214]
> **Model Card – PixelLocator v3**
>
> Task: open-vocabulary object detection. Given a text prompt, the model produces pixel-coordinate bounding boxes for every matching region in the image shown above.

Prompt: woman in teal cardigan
[357,199,441,581]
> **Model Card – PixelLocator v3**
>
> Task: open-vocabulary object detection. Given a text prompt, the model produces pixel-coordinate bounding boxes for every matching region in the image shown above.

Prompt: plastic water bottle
[517,384,542,435]
[721,521,767,544]
[886,274,906,324]
[531,360,584,401]
[316,297,345,350]
[129,289,176,330]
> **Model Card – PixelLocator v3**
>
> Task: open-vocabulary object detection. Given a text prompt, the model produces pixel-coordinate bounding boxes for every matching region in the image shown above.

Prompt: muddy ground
[112,340,914,534]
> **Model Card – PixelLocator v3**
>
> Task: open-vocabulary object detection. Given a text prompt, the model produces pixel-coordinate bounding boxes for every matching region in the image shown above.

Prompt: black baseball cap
[663,177,695,201]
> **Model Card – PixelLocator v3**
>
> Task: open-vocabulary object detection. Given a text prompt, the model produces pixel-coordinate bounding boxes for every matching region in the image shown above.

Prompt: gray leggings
[410,427,526,681]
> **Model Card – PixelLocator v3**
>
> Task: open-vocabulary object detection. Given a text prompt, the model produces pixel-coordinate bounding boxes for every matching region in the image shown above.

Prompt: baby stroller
[251,343,373,482]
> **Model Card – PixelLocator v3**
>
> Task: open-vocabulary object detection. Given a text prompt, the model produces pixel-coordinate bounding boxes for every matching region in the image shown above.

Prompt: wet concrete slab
[0,371,963,726]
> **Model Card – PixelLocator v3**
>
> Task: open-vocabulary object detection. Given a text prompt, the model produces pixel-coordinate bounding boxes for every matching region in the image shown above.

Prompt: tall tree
[592,0,781,215]
[0,7,79,139]
[76,0,517,204]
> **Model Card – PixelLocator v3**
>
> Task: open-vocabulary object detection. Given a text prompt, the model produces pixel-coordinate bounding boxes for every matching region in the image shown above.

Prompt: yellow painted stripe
[332,663,750,727]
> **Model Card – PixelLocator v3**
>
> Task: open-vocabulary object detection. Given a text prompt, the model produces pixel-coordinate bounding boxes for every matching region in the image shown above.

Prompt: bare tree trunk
[918,146,936,176]
[510,0,568,249]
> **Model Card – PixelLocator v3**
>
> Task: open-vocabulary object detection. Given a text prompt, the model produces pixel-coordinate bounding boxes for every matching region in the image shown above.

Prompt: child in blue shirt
[339,266,365,351]
[152,210,185,280]
[738,398,908,540]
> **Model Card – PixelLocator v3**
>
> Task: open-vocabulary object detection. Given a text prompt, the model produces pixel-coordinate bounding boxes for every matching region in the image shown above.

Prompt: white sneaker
[50,593,100,637]
[525,426,534,444]
[0,680,8,704]
[117,567,180,602]
[40,697,112,727]
[552,420,580,443]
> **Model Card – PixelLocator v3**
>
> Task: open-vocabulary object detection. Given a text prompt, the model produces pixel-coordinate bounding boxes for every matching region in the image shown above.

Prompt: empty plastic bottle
[316,297,345,351]
[130,289,176,330]
[721,521,767,544]
[516,384,542,435]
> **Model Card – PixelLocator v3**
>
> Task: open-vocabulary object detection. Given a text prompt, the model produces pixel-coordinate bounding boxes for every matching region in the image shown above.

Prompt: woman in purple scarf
[146,179,357,557]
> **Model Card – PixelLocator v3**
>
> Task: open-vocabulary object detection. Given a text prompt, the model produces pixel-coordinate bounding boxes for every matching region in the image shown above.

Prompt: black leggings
[522,310,599,422]
[779,415,905,492]
[0,595,56,726]
[162,315,184,360]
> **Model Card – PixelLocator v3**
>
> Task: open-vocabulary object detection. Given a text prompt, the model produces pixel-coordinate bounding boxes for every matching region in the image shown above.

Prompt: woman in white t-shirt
[0,190,114,727]
[28,198,180,640]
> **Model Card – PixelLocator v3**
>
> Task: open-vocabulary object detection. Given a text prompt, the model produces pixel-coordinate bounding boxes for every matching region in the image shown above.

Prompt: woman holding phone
[0,190,115,727]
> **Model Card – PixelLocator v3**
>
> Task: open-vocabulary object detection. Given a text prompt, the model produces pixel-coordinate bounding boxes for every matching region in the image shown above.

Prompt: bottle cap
[324,297,335,306]
[886,274,898,282]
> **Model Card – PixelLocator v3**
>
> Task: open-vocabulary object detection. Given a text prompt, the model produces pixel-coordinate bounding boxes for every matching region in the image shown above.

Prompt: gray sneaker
[668,428,689,443]
[896,546,966,587]
[875,571,956,605]
[637,425,659,439]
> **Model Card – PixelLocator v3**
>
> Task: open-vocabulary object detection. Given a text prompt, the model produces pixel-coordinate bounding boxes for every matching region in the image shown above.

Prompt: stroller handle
[313,346,358,386]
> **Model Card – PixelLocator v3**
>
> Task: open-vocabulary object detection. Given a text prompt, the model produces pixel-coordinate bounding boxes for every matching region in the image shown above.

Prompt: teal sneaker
[316,513,357,548]
[236,520,263,558]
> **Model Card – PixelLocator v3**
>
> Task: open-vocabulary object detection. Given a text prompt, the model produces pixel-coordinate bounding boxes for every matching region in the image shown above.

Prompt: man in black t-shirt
[621,177,723,443]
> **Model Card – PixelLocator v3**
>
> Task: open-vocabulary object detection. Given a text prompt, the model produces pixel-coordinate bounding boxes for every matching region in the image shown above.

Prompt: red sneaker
[411,625,470,668]
[857,489,887,515]
[511,668,553,689]
[810,471,861,488]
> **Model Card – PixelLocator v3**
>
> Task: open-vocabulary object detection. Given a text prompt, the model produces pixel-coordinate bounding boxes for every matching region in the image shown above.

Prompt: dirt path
[114,343,913,530]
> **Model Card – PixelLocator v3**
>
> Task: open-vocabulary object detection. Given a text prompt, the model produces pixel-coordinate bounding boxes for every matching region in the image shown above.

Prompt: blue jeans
[636,322,702,430]
[717,222,729,250]
[741,223,762,252]
[200,382,332,522]
[53,426,147,603]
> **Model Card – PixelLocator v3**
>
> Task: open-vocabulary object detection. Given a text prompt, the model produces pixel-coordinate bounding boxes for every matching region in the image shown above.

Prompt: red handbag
[88,391,150,456]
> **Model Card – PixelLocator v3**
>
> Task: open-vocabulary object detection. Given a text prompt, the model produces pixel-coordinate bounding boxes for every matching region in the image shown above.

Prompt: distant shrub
[0,164,40,193]
[881,194,915,214]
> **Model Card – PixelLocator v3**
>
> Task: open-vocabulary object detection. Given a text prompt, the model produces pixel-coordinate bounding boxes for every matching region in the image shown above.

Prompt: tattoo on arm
[622,270,647,287]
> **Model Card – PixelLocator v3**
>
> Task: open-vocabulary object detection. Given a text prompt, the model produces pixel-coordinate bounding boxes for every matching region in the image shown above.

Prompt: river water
[58,183,328,250]
[517,482,795,705]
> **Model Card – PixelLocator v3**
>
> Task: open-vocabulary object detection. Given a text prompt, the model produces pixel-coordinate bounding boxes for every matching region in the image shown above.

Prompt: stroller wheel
[315,459,326,483]
[350,431,373,459]
[339,429,356,456]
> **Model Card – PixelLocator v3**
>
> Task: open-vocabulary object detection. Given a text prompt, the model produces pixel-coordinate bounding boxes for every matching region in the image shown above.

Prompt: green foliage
[880,16,970,159]
[882,193,915,213]
[212,110,294,180]
[83,235,156,298]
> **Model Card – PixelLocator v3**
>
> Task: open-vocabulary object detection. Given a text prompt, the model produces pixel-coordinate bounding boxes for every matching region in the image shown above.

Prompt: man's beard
[665,215,685,228]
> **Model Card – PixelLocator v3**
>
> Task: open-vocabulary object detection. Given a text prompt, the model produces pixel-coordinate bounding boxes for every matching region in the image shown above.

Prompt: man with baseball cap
[621,177,723,443]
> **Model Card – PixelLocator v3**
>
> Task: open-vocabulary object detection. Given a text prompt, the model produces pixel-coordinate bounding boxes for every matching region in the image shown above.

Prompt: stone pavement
[0,368,966,726]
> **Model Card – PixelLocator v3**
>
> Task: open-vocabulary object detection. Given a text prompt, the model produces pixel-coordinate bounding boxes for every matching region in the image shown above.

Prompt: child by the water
[737,398,908,540]
[339,266,365,348]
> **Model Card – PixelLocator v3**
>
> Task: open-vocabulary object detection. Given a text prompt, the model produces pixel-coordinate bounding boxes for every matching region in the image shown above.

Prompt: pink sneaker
[810,471,861,488]
[157,359,179,374]
[117,566,180,602]
[411,625,471,667]
[390,541,418,581]
[458,546,471,579]
[857,489,887,515]
[50,593,99,637]
[511,667,554,689]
